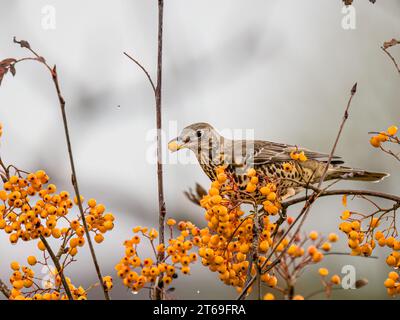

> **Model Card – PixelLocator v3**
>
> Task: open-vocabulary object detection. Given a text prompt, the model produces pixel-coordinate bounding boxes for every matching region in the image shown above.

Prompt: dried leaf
[351,82,358,95]
[0,66,8,86]
[0,58,16,67]
[9,64,16,77]
[344,0,377,5]
[13,37,31,49]
[383,39,400,50]
[343,0,353,5]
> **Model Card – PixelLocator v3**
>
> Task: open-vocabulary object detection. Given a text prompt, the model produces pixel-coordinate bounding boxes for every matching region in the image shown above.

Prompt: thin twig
[124,2,166,300]
[305,286,343,300]
[12,38,110,300]
[237,83,358,300]
[381,40,400,74]
[55,68,110,300]
[324,252,378,259]
[123,52,156,93]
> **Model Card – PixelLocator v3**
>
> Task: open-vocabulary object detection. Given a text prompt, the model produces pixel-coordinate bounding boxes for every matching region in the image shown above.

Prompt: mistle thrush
[168,123,388,201]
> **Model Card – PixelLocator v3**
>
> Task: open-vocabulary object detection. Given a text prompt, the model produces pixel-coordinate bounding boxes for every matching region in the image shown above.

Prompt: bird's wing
[239,140,344,165]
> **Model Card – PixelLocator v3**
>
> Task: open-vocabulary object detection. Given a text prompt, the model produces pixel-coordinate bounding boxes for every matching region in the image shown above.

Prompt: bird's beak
[168,137,185,152]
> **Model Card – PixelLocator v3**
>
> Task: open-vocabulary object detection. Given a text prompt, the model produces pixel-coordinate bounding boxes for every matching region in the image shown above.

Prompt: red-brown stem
[122,1,166,300]
[11,38,110,300]
[155,0,166,300]
[53,69,111,300]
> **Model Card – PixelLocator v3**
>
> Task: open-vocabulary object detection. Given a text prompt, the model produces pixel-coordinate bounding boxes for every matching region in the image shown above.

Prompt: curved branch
[11,38,110,300]
[123,52,156,93]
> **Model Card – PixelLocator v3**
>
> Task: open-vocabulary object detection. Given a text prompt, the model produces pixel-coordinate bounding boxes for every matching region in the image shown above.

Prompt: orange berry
[341,210,351,220]
[328,233,339,242]
[37,241,46,251]
[88,198,97,208]
[27,256,37,266]
[321,242,331,252]
[263,293,275,300]
[309,231,318,241]
[388,271,399,281]
[318,268,329,277]
[245,183,257,193]
[387,125,398,136]
[331,275,341,285]
[386,255,397,267]
[260,187,271,196]
[10,261,20,271]
[247,168,256,177]
[384,278,395,288]
[95,234,104,244]
[370,136,381,148]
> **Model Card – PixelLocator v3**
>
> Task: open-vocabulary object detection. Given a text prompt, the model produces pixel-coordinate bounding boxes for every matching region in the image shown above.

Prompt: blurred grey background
[0,0,399,300]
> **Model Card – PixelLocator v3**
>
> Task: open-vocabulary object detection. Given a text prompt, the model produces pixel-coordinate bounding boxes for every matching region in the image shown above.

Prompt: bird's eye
[196,130,202,138]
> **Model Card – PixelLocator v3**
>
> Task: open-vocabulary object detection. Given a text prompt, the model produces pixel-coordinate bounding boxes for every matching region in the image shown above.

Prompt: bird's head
[168,122,221,154]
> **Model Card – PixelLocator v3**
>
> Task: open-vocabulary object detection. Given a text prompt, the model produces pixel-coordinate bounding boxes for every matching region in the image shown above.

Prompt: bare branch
[154,0,166,300]
[123,52,156,93]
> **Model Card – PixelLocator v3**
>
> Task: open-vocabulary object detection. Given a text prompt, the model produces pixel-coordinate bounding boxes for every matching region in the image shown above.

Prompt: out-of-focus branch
[0,278,10,299]
[282,189,400,208]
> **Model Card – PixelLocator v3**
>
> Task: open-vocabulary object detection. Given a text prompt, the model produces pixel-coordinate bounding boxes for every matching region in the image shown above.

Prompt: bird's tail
[327,166,389,182]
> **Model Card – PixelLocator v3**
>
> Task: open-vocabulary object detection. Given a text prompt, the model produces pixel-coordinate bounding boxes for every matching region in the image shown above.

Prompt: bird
[168,122,388,202]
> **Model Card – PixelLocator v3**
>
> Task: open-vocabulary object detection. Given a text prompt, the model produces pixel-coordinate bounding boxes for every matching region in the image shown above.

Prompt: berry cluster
[116,165,344,299]
[384,271,400,297]
[370,125,398,148]
[261,229,340,300]
[7,258,91,300]
[115,223,197,293]
[338,194,400,297]
[0,170,114,254]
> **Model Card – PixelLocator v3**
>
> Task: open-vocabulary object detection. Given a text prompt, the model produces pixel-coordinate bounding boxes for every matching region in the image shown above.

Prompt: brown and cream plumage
[169,123,388,201]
